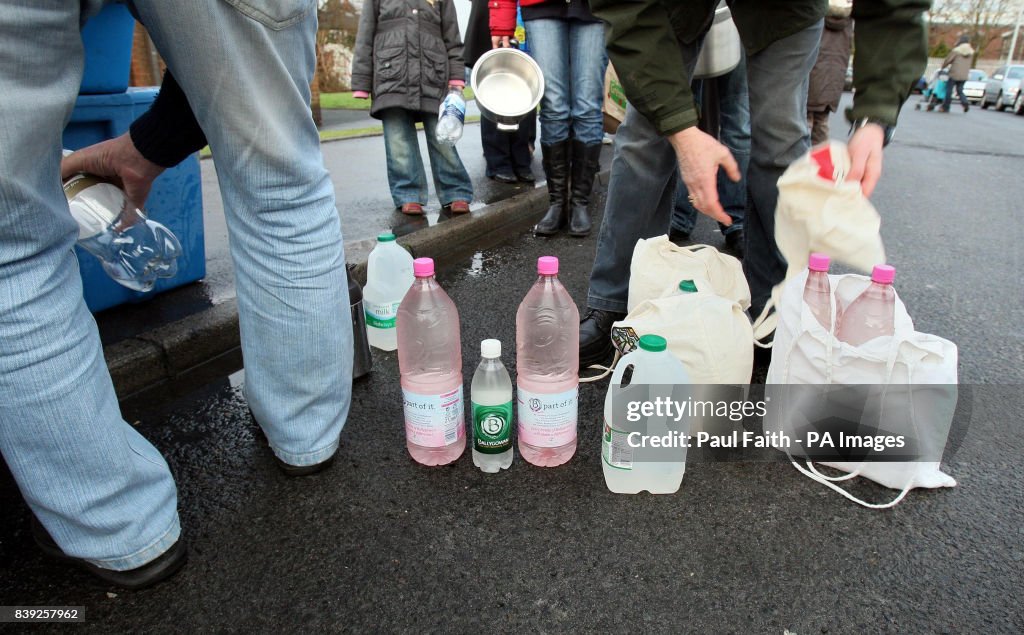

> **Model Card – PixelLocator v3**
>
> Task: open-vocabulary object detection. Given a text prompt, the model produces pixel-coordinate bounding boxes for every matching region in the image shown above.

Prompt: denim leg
[587,105,678,313]
[567,21,606,145]
[524,19,570,145]
[421,115,474,205]
[480,116,515,176]
[0,0,180,570]
[380,108,429,206]
[744,20,823,316]
[132,0,352,466]
[511,110,537,172]
[716,57,750,234]
[671,184,698,235]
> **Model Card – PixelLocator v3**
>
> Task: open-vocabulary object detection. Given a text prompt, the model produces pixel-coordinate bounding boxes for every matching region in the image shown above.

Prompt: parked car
[962,69,987,104]
[1014,88,1024,115]
[980,64,1024,111]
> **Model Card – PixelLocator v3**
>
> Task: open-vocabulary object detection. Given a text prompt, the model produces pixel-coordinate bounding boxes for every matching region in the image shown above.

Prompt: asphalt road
[1,96,1022,632]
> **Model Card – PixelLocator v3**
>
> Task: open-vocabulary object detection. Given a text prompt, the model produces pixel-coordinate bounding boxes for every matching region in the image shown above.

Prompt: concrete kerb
[104,178,568,398]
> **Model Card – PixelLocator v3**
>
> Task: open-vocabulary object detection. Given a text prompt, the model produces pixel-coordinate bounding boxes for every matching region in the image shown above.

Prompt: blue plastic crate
[80,3,136,95]
[63,88,206,313]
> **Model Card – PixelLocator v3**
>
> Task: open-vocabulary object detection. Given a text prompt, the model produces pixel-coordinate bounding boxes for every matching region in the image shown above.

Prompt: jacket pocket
[373,30,407,96]
[422,39,448,99]
[220,0,315,30]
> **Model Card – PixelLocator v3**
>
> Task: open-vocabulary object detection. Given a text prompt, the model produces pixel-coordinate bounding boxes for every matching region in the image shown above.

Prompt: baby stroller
[915,69,949,111]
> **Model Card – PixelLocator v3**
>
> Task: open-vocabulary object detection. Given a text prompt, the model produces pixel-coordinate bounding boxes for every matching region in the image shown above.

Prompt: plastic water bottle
[436,86,466,145]
[364,232,414,351]
[804,253,834,331]
[471,339,514,473]
[516,256,580,467]
[836,264,897,346]
[62,169,182,292]
[396,257,466,465]
[603,334,690,494]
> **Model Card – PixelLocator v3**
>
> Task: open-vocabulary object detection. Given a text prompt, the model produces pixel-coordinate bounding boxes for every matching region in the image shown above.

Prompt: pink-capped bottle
[397,258,466,465]
[804,253,834,331]
[836,264,897,346]
[516,256,580,467]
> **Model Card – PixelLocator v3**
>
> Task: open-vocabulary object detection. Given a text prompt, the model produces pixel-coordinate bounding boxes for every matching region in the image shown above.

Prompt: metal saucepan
[471,48,544,131]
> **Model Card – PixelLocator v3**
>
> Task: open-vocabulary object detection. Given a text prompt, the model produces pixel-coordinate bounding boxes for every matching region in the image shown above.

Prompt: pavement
[1,96,1023,631]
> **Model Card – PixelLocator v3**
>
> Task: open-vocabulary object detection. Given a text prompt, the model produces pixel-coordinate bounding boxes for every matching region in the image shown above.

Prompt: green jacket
[590,0,930,135]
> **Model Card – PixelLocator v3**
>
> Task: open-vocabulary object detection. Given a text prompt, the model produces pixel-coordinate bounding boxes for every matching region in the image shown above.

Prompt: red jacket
[489,0,545,37]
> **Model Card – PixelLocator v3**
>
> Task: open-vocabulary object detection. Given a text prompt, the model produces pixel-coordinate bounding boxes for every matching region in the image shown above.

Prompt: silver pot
[692,2,742,80]
[471,48,544,131]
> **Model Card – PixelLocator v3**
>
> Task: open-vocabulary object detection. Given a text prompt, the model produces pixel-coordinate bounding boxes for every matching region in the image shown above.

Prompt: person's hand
[845,123,884,198]
[491,35,511,48]
[61,132,164,211]
[667,126,740,225]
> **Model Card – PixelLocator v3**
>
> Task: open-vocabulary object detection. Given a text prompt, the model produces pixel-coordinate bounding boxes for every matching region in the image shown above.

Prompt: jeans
[480,113,536,177]
[380,108,474,207]
[524,19,605,145]
[0,0,351,569]
[672,56,750,237]
[942,79,968,110]
[588,21,823,317]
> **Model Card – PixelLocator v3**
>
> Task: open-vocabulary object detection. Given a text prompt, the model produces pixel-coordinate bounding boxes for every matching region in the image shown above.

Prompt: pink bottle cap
[871,264,895,284]
[413,257,435,278]
[808,252,831,272]
[537,256,559,275]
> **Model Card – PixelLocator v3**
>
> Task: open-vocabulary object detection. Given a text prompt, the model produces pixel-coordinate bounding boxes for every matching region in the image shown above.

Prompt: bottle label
[364,299,400,329]
[441,96,466,123]
[472,399,513,454]
[602,420,634,471]
[517,385,577,447]
[403,386,465,448]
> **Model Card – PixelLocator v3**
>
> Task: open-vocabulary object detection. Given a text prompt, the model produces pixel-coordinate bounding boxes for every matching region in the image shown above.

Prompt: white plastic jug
[363,232,414,351]
[602,334,690,494]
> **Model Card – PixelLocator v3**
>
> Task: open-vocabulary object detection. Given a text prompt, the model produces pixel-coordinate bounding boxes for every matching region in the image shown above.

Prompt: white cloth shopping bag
[627,237,750,313]
[765,269,958,508]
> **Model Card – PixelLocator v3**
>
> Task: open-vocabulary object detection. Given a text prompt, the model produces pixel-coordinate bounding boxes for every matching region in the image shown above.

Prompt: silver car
[962,69,987,104]
[980,64,1024,111]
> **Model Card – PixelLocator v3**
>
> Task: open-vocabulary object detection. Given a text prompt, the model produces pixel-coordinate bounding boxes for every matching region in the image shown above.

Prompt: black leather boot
[568,140,602,237]
[535,140,570,236]
[579,307,626,368]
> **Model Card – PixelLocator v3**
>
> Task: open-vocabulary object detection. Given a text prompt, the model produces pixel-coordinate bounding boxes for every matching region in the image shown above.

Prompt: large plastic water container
[63,88,206,313]
[80,3,137,95]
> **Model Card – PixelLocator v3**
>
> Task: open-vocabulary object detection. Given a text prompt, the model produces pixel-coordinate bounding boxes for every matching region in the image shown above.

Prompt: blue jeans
[0,0,351,569]
[672,56,750,237]
[380,108,473,207]
[588,21,823,317]
[524,19,605,145]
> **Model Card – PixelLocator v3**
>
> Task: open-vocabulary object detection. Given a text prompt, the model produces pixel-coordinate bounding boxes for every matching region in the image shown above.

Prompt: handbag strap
[792,460,914,509]
[579,350,620,384]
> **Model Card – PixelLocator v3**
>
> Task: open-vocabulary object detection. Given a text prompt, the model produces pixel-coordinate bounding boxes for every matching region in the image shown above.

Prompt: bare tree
[930,0,1020,63]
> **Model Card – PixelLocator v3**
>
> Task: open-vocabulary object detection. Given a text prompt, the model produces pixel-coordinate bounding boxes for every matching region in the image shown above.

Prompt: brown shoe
[449,200,471,213]
[400,203,424,215]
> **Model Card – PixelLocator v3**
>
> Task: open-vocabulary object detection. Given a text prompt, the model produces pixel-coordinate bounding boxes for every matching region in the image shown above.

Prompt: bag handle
[579,350,621,384]
[792,460,914,509]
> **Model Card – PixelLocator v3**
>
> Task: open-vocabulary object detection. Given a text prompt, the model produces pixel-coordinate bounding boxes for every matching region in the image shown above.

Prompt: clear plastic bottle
[396,257,466,465]
[516,256,580,467]
[364,232,414,351]
[836,264,897,346]
[471,339,514,473]
[436,86,466,145]
[603,334,690,494]
[804,252,834,331]
[63,168,182,292]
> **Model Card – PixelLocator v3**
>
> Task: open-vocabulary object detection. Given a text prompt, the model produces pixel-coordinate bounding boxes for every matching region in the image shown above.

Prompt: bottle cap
[638,334,667,353]
[377,232,396,242]
[871,264,895,284]
[808,252,831,272]
[678,279,698,293]
[413,257,435,278]
[537,256,559,275]
[481,339,501,359]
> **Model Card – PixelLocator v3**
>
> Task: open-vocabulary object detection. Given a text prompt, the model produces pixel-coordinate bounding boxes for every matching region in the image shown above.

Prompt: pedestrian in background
[807,0,854,144]
[942,35,974,113]
[490,0,605,237]
[465,0,536,184]
[352,0,474,215]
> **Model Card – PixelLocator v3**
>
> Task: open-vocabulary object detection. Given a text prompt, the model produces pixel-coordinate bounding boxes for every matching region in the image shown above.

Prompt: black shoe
[963,103,969,113]
[668,226,691,246]
[535,140,571,236]
[568,139,602,237]
[31,516,187,590]
[489,172,517,184]
[515,169,536,183]
[249,408,338,476]
[724,228,744,259]
[579,307,625,368]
